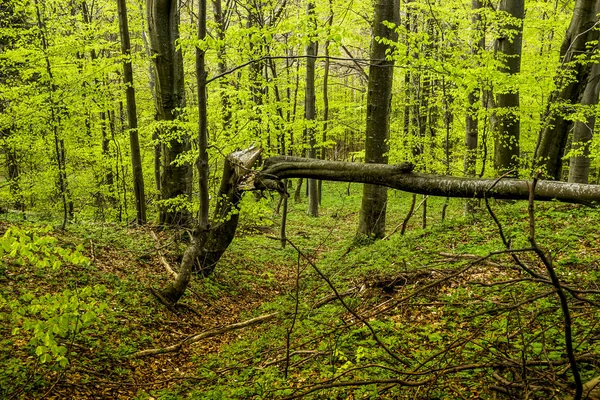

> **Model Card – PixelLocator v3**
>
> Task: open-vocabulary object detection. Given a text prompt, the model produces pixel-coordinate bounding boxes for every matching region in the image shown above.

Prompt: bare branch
[130,313,278,358]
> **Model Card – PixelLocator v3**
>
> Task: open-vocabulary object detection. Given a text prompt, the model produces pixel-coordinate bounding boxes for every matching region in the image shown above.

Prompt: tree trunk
[494,0,524,173]
[568,62,600,183]
[318,0,334,205]
[465,0,484,213]
[160,147,262,304]
[146,0,191,226]
[161,151,600,304]
[212,0,231,128]
[255,156,600,205]
[357,0,399,239]
[534,0,600,180]
[306,0,319,217]
[117,0,146,225]
[136,3,160,194]
[197,0,209,230]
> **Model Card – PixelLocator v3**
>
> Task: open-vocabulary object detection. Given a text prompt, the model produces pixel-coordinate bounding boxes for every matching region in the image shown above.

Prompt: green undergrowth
[176,184,600,399]
[1,182,600,399]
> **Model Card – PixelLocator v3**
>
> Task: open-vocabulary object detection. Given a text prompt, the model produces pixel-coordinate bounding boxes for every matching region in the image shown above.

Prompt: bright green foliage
[0,225,87,268]
[0,0,598,221]
[7,285,107,366]
[0,226,106,368]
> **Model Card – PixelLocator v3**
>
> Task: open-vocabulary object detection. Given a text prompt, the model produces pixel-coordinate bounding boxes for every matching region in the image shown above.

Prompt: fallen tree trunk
[159,152,600,306]
[250,156,600,205]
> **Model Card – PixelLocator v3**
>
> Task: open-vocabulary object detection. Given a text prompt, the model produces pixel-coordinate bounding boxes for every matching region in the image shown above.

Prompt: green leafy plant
[1,226,107,367]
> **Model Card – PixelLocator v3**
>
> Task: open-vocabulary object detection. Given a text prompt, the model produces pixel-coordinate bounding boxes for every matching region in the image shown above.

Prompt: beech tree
[305,0,318,217]
[357,0,399,240]
[568,62,600,184]
[117,0,146,225]
[147,0,191,225]
[494,0,524,172]
[535,0,600,180]
[154,151,600,306]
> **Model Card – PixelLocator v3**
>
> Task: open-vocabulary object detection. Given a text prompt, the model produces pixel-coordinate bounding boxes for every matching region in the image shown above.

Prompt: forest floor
[1,182,600,399]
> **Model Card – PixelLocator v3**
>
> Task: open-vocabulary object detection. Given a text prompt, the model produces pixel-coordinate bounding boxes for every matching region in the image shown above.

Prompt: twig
[129,312,278,358]
[438,252,505,267]
[363,248,536,320]
[484,196,545,280]
[312,287,361,309]
[260,350,327,369]
[465,290,555,319]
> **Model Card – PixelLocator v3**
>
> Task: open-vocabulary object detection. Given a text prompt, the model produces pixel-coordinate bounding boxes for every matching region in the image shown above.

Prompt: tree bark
[212,0,231,128]
[117,0,147,225]
[318,0,334,205]
[146,0,191,225]
[357,0,399,240]
[306,0,318,217]
[197,0,209,229]
[253,156,600,205]
[159,147,262,304]
[534,0,600,180]
[568,62,600,183]
[493,0,524,172]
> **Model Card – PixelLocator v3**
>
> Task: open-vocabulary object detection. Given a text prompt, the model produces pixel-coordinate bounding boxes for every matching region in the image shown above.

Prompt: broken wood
[157,146,263,305]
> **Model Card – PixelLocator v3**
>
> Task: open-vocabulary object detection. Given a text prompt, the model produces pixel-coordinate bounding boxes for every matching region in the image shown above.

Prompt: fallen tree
[250,156,600,205]
[155,151,600,306]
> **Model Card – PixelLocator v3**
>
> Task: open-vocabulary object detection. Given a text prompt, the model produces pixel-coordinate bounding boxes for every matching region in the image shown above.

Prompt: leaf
[35,345,47,356]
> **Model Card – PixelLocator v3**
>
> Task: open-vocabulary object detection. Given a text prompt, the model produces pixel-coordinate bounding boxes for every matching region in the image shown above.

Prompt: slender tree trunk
[535,0,600,179]
[197,0,209,228]
[2,129,22,210]
[34,0,69,229]
[99,111,116,203]
[146,0,191,226]
[465,0,484,213]
[137,2,160,193]
[306,0,318,217]
[118,0,146,225]
[494,0,524,173]
[318,0,334,205]
[356,0,399,240]
[212,0,231,129]
[568,62,600,183]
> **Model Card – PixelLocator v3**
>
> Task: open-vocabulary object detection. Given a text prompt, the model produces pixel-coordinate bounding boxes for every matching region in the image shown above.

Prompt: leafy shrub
[0,225,108,393]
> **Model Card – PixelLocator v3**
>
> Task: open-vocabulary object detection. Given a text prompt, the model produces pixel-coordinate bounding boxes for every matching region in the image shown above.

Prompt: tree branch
[129,312,278,358]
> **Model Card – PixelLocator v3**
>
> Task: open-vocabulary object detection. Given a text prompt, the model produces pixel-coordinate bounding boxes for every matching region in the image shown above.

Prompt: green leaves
[1,225,107,368]
[1,225,89,269]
